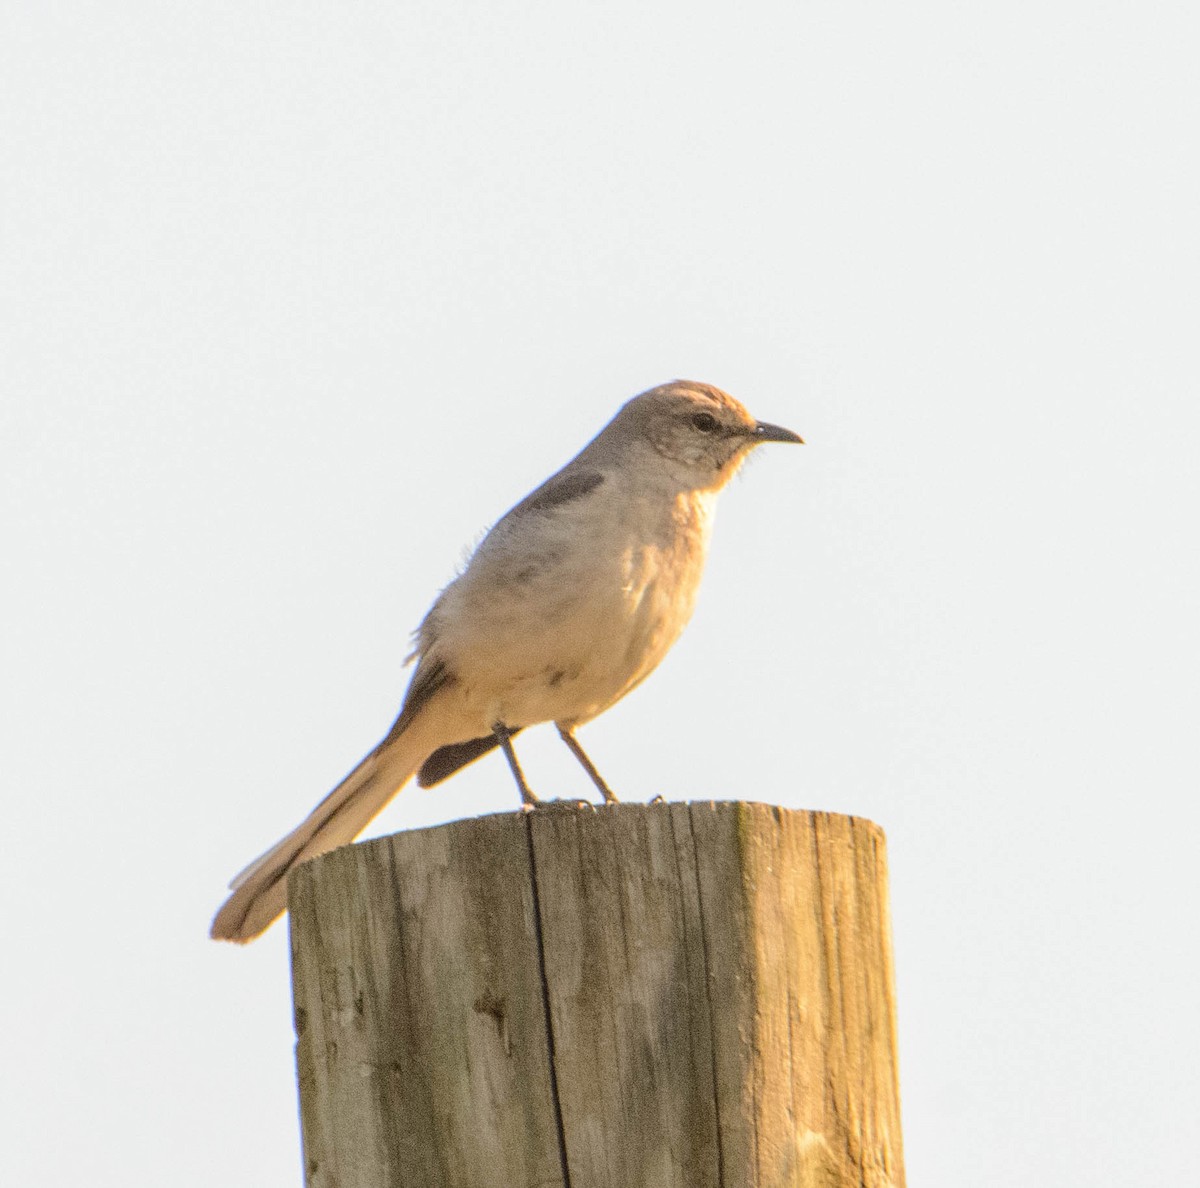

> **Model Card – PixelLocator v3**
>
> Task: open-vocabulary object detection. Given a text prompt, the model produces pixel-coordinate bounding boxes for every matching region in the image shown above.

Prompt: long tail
[210,722,434,943]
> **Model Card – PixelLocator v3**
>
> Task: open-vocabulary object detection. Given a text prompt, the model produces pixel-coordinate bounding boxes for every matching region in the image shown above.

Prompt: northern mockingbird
[211,380,802,942]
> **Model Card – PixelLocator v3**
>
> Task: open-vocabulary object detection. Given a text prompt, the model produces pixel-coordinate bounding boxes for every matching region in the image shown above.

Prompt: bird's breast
[432,488,717,730]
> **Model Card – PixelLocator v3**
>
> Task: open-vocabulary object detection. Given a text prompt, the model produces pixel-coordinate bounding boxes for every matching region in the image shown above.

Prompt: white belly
[431,489,715,731]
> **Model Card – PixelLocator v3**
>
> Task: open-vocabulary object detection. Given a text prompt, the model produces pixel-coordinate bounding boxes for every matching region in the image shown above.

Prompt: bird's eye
[691,411,718,433]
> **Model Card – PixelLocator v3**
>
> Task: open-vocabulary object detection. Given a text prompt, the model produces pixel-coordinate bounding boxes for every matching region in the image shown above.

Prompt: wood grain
[290,802,904,1187]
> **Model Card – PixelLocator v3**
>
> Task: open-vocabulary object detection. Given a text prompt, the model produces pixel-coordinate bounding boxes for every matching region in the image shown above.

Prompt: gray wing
[506,468,605,518]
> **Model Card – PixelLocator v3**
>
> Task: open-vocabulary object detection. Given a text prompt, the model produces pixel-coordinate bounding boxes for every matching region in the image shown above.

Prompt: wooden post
[289,802,904,1188]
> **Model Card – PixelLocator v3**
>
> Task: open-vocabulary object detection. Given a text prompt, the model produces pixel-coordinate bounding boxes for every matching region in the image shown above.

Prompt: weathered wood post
[290,802,904,1188]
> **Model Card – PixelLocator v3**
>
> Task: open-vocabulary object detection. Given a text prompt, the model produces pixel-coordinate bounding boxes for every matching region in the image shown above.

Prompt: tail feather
[417,730,513,787]
[210,727,429,943]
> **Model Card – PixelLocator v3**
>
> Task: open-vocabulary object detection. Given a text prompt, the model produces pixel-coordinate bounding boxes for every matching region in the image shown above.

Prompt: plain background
[3,3,1197,1185]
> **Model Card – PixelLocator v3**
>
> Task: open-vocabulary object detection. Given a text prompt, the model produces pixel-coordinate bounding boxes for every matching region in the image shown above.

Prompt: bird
[211,380,802,942]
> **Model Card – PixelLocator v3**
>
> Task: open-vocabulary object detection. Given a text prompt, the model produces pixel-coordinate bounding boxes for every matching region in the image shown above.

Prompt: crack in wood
[525,812,574,1188]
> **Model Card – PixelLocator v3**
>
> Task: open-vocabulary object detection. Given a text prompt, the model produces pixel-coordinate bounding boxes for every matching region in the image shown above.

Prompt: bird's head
[621,380,803,487]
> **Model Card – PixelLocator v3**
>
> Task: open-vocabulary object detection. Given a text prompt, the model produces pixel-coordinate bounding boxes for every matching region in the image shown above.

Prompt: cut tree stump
[289,801,904,1188]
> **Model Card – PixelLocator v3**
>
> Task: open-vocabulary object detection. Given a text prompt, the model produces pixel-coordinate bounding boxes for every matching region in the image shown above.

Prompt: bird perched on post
[211,380,802,942]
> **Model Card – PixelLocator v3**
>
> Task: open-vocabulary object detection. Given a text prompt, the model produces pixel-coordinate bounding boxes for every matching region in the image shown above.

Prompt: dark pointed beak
[752,420,804,445]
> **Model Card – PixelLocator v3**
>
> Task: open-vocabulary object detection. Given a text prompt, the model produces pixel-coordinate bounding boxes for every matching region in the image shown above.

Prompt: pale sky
[3,4,1198,1185]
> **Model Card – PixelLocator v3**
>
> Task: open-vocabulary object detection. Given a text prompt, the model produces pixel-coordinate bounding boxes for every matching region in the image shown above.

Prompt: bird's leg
[556,724,620,804]
[492,722,539,808]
